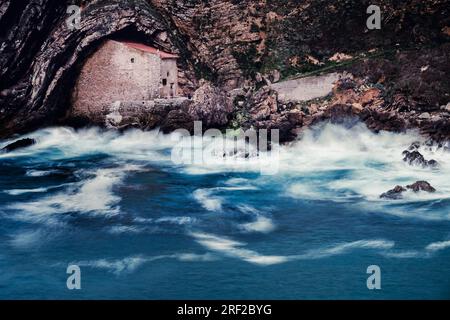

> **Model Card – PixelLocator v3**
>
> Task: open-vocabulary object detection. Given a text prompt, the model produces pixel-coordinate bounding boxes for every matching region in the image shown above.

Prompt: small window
[131,58,135,63]
[162,79,167,86]
[167,71,170,77]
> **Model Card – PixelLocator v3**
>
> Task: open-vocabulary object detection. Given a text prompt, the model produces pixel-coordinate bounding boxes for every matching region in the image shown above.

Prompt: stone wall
[271,73,342,103]
[160,59,178,98]
[69,97,190,129]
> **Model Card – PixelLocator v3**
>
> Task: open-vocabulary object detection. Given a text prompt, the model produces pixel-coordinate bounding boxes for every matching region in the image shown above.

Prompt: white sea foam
[107,225,146,234]
[9,229,45,248]
[5,124,449,214]
[4,183,70,196]
[295,240,395,260]
[191,232,289,266]
[193,189,223,211]
[81,238,446,273]
[2,127,180,163]
[4,187,49,196]
[381,250,424,258]
[224,178,251,186]
[178,134,280,175]
[241,216,276,233]
[237,204,261,215]
[425,240,450,252]
[75,253,217,275]
[237,205,276,233]
[7,166,141,224]
[175,253,217,262]
[2,122,449,247]
[26,169,60,177]
[191,232,405,265]
[76,255,149,275]
[133,217,154,223]
[156,216,197,225]
[192,183,259,213]
[255,122,450,219]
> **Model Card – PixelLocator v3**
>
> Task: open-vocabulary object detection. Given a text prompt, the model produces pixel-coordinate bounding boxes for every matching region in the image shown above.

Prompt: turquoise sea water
[0,122,449,299]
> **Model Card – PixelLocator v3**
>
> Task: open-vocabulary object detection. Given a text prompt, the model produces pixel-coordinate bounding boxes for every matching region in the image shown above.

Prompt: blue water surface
[0,125,449,299]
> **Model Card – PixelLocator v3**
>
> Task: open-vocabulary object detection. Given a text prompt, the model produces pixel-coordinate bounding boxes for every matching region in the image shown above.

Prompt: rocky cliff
[0,0,449,141]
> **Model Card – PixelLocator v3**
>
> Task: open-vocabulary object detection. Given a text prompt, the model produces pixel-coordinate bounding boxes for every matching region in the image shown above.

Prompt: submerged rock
[380,181,436,199]
[1,138,35,153]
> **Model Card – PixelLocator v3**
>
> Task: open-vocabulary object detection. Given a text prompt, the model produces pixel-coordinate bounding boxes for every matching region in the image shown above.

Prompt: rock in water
[402,150,439,168]
[407,141,421,151]
[1,138,36,153]
[380,181,436,199]
[402,150,427,166]
[406,181,436,193]
[426,159,440,168]
[380,185,407,200]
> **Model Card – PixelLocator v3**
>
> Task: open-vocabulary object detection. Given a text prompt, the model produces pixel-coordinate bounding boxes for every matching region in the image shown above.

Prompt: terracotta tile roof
[121,41,179,59]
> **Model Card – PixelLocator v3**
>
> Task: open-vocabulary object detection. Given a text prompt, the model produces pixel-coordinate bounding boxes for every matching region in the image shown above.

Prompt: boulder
[402,150,439,168]
[440,102,450,112]
[426,159,440,168]
[380,181,436,199]
[1,138,36,153]
[188,80,234,128]
[419,112,431,120]
[402,150,427,166]
[380,185,407,200]
[406,181,436,193]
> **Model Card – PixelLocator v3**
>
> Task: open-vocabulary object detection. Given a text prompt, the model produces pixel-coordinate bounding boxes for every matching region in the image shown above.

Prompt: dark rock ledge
[1,138,36,153]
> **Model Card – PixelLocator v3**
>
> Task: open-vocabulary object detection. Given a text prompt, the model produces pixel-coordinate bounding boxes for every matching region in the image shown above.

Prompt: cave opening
[55,27,184,128]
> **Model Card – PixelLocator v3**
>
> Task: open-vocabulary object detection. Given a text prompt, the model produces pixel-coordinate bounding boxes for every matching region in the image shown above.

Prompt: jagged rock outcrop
[150,0,266,89]
[402,150,439,168]
[239,85,304,142]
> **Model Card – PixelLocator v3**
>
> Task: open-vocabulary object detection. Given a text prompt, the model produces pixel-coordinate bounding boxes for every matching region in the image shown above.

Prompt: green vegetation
[231,43,262,79]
